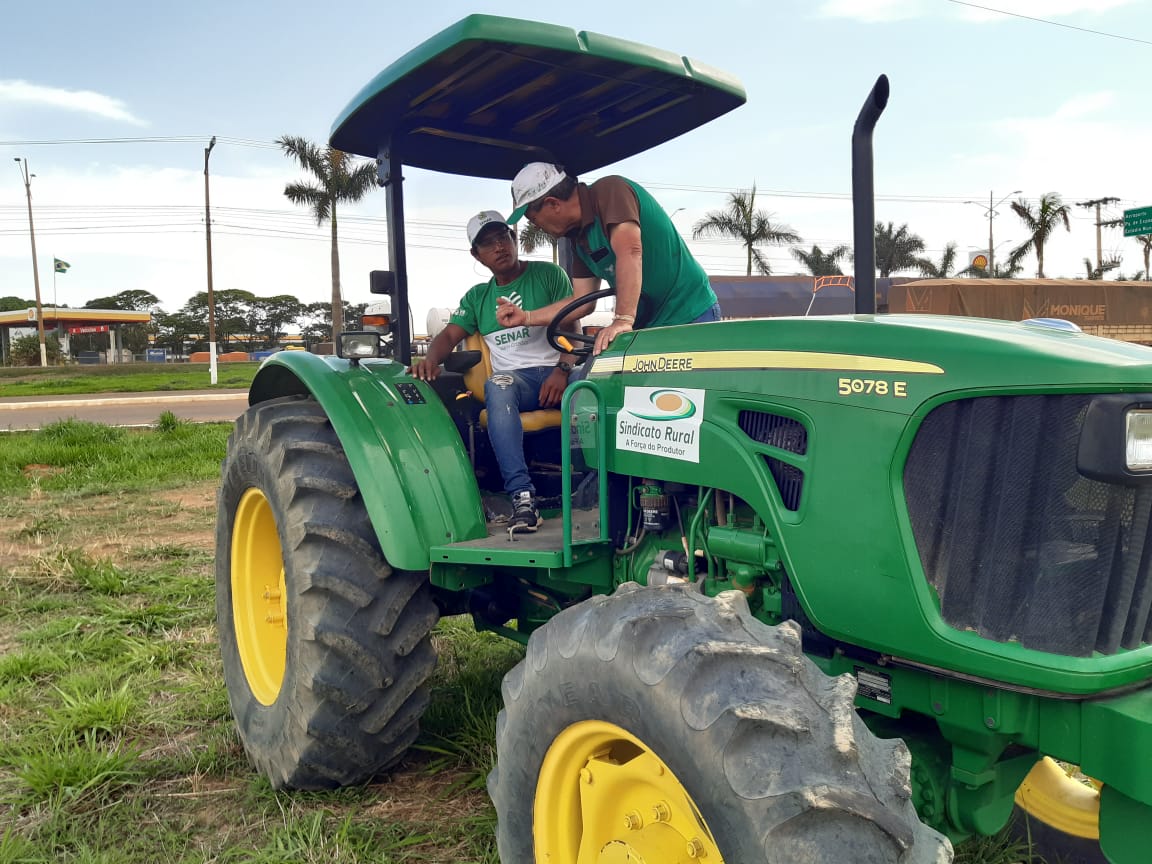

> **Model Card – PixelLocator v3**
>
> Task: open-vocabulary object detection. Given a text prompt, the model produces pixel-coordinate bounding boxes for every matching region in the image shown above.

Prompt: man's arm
[407,322,468,380]
[592,220,642,354]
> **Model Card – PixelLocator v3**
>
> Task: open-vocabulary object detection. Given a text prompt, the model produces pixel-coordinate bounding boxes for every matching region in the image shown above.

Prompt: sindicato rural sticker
[617,387,705,462]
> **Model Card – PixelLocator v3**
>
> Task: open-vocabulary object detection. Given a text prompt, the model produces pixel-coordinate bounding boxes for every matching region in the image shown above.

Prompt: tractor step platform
[430,512,606,568]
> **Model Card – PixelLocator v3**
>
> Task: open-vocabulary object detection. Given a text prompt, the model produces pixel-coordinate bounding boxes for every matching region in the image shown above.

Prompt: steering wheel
[546,287,617,360]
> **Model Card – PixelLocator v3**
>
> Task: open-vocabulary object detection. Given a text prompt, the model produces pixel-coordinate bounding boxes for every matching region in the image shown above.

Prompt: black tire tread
[489,583,952,864]
[217,396,439,790]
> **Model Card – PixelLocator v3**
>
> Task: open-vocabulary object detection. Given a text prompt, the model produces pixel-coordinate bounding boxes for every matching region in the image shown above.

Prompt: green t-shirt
[571,176,716,328]
[449,261,572,371]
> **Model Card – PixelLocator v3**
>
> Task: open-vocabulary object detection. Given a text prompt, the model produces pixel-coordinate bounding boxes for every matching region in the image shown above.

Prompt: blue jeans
[484,365,554,497]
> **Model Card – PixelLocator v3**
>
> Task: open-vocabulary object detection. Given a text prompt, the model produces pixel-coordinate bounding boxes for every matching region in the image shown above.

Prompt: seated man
[408,210,575,533]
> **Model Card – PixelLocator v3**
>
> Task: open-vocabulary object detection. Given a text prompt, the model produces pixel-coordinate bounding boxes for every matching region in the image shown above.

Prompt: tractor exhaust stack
[852,74,889,315]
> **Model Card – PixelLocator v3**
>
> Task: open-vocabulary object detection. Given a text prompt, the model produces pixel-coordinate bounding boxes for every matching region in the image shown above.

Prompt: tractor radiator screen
[904,394,1152,657]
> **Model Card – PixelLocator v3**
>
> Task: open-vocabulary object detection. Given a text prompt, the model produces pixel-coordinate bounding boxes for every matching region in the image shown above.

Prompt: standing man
[409,210,575,533]
[496,163,721,355]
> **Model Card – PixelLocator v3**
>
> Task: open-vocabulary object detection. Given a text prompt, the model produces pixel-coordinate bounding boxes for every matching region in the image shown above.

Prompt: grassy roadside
[0,417,1046,863]
[0,418,517,863]
[0,362,260,397]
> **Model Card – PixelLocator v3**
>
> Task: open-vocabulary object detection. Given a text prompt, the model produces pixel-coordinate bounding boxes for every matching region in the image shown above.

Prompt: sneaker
[509,491,543,533]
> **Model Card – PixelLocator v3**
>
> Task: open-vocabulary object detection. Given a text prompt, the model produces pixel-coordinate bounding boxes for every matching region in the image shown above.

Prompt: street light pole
[204,135,218,385]
[14,158,47,367]
[965,190,1022,275]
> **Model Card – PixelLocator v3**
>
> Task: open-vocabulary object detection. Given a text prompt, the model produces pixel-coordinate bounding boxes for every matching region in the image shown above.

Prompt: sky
[2,0,1150,335]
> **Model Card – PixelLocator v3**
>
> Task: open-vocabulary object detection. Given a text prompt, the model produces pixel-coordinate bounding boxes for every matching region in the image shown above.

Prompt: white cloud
[0,80,147,126]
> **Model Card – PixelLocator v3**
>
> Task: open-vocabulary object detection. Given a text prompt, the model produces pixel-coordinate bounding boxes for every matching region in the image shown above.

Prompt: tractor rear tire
[488,583,953,864]
[216,396,439,790]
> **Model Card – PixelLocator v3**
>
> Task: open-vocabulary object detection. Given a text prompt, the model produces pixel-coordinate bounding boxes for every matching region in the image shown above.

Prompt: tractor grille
[904,395,1152,657]
[739,410,808,454]
[740,411,806,510]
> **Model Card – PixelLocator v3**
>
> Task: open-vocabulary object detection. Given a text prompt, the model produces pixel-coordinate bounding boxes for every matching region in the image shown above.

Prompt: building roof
[0,307,152,328]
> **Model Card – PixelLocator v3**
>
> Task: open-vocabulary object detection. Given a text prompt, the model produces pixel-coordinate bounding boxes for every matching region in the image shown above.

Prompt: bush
[10,332,63,366]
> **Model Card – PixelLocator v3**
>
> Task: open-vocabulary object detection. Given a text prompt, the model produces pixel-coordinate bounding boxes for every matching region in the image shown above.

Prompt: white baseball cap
[466,210,510,247]
[509,162,569,224]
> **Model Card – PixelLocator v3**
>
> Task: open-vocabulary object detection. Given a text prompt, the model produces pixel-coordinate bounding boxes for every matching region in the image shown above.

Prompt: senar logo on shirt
[616,386,705,463]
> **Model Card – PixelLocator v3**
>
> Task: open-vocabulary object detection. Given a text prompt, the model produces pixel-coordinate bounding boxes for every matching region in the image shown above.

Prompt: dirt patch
[21,464,64,477]
[0,480,218,573]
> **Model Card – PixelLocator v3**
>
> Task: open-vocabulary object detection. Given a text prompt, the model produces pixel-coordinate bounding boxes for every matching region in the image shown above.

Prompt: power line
[945,0,1152,47]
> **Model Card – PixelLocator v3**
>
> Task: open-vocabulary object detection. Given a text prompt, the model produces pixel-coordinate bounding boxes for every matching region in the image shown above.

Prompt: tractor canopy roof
[329,14,746,180]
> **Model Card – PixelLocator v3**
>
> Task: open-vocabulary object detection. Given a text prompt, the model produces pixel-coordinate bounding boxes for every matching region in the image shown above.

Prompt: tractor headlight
[336,331,383,363]
[1078,396,1152,485]
[1126,410,1152,470]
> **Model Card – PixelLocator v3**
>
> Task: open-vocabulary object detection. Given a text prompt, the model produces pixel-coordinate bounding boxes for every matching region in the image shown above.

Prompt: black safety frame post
[852,74,889,316]
[379,143,412,366]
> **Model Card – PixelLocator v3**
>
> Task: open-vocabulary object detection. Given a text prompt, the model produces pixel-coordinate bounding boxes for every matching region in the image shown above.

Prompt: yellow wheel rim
[534,720,724,863]
[231,488,288,706]
[1015,756,1100,840]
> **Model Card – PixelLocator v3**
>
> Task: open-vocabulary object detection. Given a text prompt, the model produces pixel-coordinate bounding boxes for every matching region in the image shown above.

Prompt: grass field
[0,417,1048,863]
[0,418,518,863]
[0,362,260,397]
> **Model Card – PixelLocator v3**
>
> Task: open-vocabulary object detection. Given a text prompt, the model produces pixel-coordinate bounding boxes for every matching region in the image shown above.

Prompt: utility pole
[1076,196,1121,273]
[14,157,47,367]
[204,136,218,385]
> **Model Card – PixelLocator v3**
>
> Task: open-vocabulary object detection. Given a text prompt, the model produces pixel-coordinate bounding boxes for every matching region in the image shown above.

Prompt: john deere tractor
[216,15,1152,863]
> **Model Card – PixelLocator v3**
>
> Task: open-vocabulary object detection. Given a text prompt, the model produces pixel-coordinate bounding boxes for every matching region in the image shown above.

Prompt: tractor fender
[248,352,485,570]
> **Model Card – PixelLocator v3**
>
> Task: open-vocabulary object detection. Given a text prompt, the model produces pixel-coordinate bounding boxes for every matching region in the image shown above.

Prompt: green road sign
[1124,205,1152,237]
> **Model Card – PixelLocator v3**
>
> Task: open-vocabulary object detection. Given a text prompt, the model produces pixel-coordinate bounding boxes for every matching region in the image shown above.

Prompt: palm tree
[519,222,557,264]
[791,244,850,276]
[873,222,926,277]
[1134,234,1152,280]
[1082,257,1121,280]
[1009,193,1071,278]
[692,185,800,276]
[916,243,959,278]
[278,135,378,338]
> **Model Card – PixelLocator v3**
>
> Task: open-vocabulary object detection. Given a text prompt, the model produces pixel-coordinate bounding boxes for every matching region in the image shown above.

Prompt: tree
[519,222,558,264]
[1082,257,1121,280]
[692,185,800,276]
[260,295,305,347]
[84,289,161,354]
[1134,234,1152,281]
[873,222,926,277]
[84,290,159,311]
[279,135,378,339]
[916,243,959,278]
[183,289,257,349]
[791,244,850,276]
[154,310,206,355]
[1009,193,1071,278]
[299,302,335,347]
[0,296,35,312]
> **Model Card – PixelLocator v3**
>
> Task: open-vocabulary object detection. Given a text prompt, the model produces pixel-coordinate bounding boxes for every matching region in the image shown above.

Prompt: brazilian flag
[54,258,70,273]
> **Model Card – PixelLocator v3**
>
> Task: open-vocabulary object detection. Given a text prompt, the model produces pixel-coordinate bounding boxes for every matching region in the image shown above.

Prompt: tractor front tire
[216,396,439,790]
[489,583,953,863]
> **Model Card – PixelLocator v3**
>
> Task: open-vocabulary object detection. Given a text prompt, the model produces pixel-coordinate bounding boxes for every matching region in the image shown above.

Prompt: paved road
[0,390,250,432]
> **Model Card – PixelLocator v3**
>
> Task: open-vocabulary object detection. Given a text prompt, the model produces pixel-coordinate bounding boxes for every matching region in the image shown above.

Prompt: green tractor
[216,15,1152,863]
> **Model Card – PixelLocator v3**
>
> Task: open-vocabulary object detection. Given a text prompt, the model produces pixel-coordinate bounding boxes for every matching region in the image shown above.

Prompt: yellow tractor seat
[462,332,562,432]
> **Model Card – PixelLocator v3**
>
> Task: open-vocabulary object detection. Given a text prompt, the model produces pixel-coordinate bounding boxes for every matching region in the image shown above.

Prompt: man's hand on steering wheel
[545,288,616,361]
